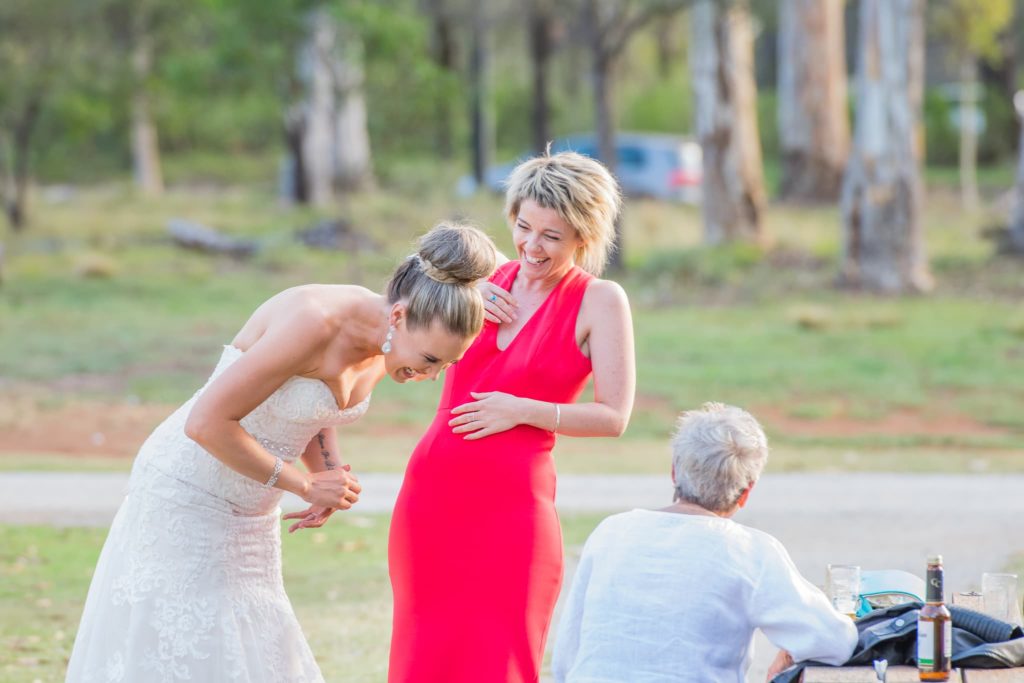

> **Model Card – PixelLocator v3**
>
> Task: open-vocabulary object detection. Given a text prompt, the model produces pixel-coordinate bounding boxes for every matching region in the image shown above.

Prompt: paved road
[4,471,1023,682]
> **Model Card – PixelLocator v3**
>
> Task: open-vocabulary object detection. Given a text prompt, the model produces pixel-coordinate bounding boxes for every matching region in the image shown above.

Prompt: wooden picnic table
[802,665,1024,681]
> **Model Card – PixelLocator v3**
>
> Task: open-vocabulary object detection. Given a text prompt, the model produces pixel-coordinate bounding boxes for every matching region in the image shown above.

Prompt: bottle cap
[927,554,943,565]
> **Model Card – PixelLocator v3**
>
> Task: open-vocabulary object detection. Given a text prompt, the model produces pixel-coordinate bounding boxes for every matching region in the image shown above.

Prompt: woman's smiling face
[512,199,581,281]
[384,313,472,383]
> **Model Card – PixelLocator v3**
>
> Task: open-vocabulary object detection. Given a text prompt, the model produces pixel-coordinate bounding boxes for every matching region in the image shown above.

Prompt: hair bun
[416,223,496,287]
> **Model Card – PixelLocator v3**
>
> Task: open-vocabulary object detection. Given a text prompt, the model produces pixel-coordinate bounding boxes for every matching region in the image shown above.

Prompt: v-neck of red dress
[493,261,572,353]
[436,260,593,413]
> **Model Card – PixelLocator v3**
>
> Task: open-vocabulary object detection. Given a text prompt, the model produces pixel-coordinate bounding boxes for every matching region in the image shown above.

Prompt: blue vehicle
[460,132,702,204]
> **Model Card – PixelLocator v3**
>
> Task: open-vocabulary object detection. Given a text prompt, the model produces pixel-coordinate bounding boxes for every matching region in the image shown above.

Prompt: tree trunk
[958,55,979,213]
[654,15,679,79]
[777,0,849,202]
[1009,100,1024,253]
[131,32,164,196]
[334,24,373,192]
[294,8,374,207]
[5,95,42,231]
[283,105,309,203]
[302,10,338,207]
[583,0,622,270]
[840,0,932,292]
[690,0,766,245]
[428,0,457,159]
[469,2,491,185]
[528,0,553,154]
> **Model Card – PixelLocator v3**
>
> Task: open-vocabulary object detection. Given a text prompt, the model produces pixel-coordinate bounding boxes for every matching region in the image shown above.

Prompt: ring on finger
[488,293,498,302]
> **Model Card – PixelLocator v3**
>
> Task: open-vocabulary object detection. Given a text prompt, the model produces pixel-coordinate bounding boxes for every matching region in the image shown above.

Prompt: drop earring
[381,325,395,354]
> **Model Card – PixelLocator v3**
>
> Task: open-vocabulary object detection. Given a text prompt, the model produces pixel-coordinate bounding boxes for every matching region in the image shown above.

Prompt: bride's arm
[286,428,352,532]
[184,307,359,509]
[300,427,343,473]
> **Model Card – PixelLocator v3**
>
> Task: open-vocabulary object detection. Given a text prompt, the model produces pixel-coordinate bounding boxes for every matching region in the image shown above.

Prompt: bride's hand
[448,391,522,440]
[283,505,336,534]
[303,468,361,509]
[477,282,517,324]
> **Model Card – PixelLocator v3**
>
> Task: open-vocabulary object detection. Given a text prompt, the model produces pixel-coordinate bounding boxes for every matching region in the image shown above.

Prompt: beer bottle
[918,554,952,681]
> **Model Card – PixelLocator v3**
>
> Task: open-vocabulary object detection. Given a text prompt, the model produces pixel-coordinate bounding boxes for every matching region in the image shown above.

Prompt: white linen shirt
[551,509,858,683]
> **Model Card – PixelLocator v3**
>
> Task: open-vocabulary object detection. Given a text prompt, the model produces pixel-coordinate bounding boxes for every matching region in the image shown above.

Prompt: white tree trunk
[131,35,163,196]
[334,24,373,192]
[840,0,932,292]
[302,11,338,207]
[778,0,849,202]
[690,0,766,244]
[297,8,373,207]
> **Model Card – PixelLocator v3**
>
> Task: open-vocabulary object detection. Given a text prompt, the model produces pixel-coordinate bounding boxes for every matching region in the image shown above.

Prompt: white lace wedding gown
[66,345,370,683]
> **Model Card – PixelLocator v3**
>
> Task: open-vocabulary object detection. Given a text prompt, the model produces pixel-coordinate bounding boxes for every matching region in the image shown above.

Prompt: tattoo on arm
[317,433,337,471]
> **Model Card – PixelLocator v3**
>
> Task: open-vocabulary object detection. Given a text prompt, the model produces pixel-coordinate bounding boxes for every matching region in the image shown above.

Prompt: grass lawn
[0,514,607,683]
[0,165,1021,471]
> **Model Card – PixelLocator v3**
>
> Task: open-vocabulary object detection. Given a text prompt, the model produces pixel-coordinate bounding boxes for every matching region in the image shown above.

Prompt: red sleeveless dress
[388,262,594,683]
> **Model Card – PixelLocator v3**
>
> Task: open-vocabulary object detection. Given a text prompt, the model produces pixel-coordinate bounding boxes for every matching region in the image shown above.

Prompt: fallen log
[167,218,259,258]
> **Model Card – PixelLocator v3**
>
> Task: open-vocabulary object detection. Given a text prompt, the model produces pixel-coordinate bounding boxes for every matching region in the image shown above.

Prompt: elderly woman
[552,403,858,683]
[388,151,636,682]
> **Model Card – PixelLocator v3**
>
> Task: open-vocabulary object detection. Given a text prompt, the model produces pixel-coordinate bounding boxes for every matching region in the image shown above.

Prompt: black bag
[770,602,1024,683]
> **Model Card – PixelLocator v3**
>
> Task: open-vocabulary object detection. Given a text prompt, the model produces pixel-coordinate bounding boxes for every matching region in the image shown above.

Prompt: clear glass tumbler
[982,572,1022,626]
[827,564,861,618]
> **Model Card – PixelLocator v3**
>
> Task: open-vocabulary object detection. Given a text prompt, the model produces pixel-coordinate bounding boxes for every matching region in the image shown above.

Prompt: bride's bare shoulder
[233,285,366,350]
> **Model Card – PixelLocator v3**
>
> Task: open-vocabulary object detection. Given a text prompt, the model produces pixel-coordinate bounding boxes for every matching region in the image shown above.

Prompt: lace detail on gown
[66,345,369,683]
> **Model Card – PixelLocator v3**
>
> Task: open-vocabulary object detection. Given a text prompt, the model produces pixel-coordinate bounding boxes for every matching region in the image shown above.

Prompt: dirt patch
[755,404,1011,439]
[0,401,174,458]
[0,396,1013,461]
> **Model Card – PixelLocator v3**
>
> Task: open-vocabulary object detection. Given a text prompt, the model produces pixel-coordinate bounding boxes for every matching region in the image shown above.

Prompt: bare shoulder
[234,285,339,350]
[581,277,631,313]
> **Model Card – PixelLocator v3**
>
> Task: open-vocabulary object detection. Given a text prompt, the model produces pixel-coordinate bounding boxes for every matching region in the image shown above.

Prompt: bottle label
[918,620,935,668]
[917,618,952,671]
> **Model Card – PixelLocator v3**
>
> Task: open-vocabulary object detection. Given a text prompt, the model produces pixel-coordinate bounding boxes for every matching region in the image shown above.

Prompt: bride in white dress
[66,224,496,683]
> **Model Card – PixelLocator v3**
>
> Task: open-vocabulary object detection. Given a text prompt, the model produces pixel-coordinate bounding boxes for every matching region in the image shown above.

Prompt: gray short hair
[671,403,768,513]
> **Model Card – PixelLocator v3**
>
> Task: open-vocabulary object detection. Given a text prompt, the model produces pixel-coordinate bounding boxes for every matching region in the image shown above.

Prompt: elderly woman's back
[552,404,857,683]
[552,510,855,682]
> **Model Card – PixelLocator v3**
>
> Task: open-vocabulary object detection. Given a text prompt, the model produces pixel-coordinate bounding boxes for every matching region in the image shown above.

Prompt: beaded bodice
[131,345,370,515]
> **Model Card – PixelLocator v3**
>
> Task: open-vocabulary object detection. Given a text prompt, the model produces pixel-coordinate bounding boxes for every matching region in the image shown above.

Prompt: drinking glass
[952,591,984,612]
[827,564,861,618]
[982,572,1023,626]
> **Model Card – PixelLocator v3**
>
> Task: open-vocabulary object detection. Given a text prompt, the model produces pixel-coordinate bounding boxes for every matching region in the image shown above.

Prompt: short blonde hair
[671,402,768,513]
[503,151,622,275]
[386,223,497,339]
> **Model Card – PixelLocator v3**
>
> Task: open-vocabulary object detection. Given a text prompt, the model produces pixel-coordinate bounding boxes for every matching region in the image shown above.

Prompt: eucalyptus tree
[840,0,933,293]
[777,0,849,202]
[690,0,766,245]
[577,0,687,269]
[0,0,97,230]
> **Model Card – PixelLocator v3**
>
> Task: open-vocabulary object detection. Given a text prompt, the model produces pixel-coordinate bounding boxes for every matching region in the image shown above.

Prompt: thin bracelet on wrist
[263,456,283,489]
[552,403,561,433]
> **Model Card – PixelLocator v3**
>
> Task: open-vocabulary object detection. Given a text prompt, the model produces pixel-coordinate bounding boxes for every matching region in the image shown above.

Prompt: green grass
[0,515,607,683]
[1,165,1021,471]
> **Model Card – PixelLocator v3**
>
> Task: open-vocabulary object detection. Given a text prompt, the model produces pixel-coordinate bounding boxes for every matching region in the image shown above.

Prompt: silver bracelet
[263,456,283,489]
[552,403,561,433]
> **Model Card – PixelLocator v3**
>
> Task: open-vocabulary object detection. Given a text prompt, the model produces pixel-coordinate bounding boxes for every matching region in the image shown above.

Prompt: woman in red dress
[388,151,637,682]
